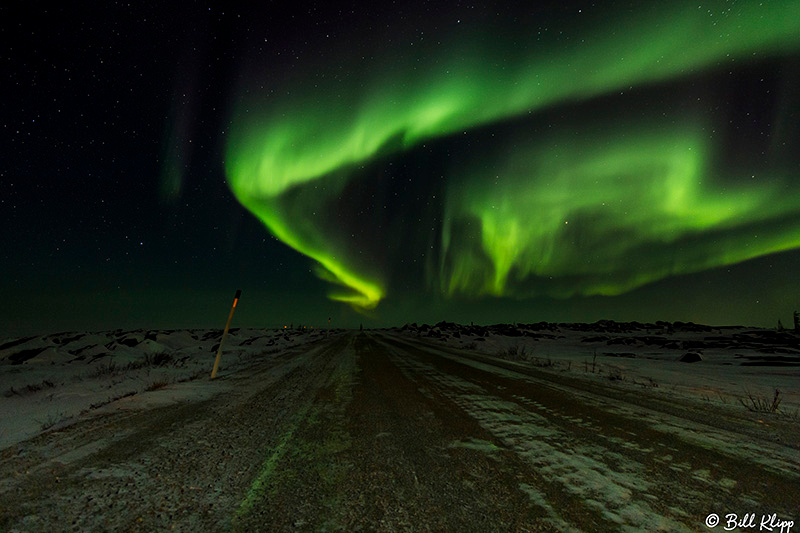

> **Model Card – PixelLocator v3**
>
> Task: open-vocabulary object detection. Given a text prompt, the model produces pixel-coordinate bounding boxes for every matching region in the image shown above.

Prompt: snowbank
[0,327,329,449]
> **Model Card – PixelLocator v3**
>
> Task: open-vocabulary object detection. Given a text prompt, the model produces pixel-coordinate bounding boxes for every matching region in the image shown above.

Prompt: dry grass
[145,380,169,391]
[739,388,782,414]
[4,379,56,397]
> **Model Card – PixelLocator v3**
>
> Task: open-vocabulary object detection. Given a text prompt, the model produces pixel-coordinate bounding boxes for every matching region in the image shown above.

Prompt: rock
[678,352,702,363]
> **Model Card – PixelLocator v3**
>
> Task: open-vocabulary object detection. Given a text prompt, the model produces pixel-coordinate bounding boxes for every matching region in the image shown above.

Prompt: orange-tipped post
[211,289,241,379]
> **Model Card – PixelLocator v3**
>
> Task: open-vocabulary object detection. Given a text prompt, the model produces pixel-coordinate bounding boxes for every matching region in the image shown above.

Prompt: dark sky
[2,1,799,336]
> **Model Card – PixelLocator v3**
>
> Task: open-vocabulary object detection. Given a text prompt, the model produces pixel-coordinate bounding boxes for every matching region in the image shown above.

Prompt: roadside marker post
[211,289,241,379]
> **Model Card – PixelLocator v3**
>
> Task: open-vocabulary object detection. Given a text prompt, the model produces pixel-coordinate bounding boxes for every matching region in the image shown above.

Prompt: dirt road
[1,332,797,532]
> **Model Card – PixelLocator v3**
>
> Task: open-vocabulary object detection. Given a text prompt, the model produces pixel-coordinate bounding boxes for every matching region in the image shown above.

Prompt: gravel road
[1,332,797,532]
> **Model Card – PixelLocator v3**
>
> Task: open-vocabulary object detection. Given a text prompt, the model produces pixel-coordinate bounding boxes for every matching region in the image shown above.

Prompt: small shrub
[504,345,528,361]
[36,412,65,431]
[607,366,624,381]
[123,359,148,371]
[530,357,553,368]
[124,351,173,371]
[584,352,599,373]
[5,379,58,397]
[89,361,117,378]
[141,351,172,367]
[145,380,169,391]
[739,388,782,414]
[149,351,173,366]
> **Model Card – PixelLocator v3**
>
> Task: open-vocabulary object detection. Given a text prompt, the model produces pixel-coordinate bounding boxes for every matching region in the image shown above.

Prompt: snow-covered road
[1,331,797,531]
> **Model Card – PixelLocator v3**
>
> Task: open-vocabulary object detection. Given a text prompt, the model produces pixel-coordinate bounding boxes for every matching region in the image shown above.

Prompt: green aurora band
[226,0,800,310]
[442,119,800,299]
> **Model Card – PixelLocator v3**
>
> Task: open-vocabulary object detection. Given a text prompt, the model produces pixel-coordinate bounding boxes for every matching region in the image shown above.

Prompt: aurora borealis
[443,114,800,299]
[2,1,799,334]
[226,0,800,313]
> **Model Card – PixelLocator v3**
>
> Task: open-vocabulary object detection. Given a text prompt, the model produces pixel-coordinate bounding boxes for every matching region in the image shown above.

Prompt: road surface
[1,332,797,531]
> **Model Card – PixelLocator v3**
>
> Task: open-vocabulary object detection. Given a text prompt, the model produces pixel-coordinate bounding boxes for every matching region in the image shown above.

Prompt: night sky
[3,1,799,336]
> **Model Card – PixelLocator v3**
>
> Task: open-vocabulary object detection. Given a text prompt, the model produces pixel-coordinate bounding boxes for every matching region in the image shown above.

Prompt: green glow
[441,120,800,298]
[228,0,800,195]
[230,181,385,309]
[226,0,800,308]
[235,401,312,520]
